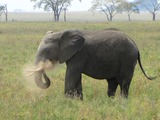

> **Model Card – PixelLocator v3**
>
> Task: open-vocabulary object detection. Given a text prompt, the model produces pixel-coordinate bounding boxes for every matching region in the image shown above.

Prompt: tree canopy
[138,0,160,21]
[90,0,123,21]
[31,0,73,21]
[120,1,139,21]
[90,0,139,21]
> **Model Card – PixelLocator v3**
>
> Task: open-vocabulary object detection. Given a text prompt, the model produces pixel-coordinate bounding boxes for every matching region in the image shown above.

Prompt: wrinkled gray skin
[34,29,155,100]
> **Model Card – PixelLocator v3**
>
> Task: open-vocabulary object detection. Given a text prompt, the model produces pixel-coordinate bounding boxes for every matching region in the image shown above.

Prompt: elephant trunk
[32,59,53,89]
[34,70,51,89]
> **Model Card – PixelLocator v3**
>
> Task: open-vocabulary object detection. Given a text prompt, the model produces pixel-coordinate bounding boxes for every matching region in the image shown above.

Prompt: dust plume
[23,63,42,93]
[22,60,58,94]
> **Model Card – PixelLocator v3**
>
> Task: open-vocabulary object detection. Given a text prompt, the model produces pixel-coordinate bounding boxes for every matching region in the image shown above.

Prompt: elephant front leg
[64,67,83,100]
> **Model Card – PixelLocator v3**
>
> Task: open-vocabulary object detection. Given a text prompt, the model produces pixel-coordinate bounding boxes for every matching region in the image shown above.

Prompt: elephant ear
[59,30,85,63]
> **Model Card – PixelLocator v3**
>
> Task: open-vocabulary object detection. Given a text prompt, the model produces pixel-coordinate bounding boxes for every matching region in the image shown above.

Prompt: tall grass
[0,22,160,120]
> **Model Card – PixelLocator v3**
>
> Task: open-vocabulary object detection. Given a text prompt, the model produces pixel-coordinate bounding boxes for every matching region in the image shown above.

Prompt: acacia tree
[31,0,72,21]
[121,1,139,21]
[90,0,123,21]
[0,5,5,20]
[0,4,8,21]
[138,0,160,21]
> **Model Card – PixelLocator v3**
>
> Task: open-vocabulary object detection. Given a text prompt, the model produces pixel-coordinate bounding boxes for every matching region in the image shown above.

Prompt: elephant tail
[137,52,156,80]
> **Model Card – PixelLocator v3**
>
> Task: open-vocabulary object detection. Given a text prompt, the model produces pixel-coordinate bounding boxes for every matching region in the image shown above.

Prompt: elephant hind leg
[107,78,119,97]
[118,65,135,98]
[119,82,131,98]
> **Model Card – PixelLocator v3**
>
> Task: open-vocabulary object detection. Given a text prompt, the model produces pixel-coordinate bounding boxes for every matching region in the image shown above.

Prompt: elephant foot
[65,90,83,100]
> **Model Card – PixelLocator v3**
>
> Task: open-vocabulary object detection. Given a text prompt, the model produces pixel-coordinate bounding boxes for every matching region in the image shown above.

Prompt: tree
[63,7,68,22]
[0,4,8,22]
[137,0,160,21]
[121,1,139,21]
[0,5,5,20]
[31,0,72,21]
[90,0,123,21]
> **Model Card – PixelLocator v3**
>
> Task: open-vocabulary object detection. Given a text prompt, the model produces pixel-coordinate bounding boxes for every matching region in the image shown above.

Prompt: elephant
[30,28,155,100]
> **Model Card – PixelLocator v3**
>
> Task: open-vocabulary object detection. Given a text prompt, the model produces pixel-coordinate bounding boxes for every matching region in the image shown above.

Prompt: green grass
[0,21,160,120]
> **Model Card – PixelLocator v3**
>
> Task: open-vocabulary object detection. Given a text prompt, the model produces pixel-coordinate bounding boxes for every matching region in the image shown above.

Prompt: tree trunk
[106,14,109,21]
[54,12,56,21]
[109,15,112,21]
[57,15,60,21]
[53,11,58,21]
[5,12,7,22]
[5,4,7,22]
[0,14,1,21]
[64,10,67,22]
[109,12,113,21]
[152,13,156,21]
[128,14,131,21]
[53,10,60,21]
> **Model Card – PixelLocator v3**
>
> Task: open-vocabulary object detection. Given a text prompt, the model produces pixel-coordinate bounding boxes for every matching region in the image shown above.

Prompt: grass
[0,21,160,120]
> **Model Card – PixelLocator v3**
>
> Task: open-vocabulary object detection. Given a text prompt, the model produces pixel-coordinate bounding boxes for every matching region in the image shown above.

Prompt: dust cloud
[23,63,42,93]
[22,61,58,94]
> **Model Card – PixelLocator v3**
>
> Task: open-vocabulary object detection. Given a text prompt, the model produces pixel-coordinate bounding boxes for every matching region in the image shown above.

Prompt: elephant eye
[45,38,52,44]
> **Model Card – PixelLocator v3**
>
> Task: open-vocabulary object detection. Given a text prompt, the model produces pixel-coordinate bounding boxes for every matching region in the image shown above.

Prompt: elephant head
[31,30,85,89]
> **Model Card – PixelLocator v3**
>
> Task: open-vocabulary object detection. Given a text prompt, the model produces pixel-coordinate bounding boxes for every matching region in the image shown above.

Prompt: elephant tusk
[25,72,34,77]
[25,66,43,77]
[27,66,43,72]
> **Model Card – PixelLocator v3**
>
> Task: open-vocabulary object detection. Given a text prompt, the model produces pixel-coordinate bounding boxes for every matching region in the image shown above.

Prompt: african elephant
[30,29,155,100]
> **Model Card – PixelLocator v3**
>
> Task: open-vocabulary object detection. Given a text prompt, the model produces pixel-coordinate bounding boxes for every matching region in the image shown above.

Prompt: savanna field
[0,21,160,120]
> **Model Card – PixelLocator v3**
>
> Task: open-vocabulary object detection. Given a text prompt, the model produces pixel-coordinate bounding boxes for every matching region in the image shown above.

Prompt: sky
[0,0,134,12]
